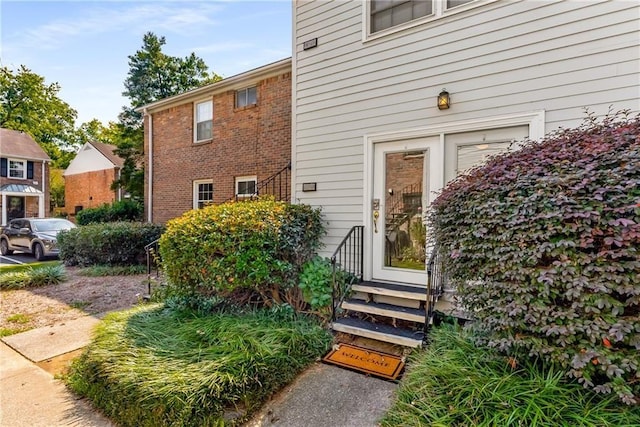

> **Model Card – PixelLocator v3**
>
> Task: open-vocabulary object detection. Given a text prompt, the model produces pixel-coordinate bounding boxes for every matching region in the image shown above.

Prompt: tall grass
[381,325,640,427]
[66,304,331,426]
[0,264,66,289]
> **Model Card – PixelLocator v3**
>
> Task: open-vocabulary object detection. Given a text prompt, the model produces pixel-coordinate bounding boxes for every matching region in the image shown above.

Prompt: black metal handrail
[144,239,161,299]
[233,161,292,202]
[425,246,445,338]
[330,225,364,322]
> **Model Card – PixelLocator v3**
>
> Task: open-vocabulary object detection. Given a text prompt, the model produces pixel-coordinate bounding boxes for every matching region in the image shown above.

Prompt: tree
[116,32,221,198]
[0,65,78,168]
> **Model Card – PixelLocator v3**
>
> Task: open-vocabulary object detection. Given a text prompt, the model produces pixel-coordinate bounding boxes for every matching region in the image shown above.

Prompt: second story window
[370,0,476,34]
[9,159,26,179]
[195,100,213,142]
[235,87,257,108]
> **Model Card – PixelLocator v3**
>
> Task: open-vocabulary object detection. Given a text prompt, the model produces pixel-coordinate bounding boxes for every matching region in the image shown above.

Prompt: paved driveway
[0,253,41,265]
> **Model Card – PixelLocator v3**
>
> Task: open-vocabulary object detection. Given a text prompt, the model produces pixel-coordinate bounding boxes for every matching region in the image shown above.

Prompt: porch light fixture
[437,89,450,110]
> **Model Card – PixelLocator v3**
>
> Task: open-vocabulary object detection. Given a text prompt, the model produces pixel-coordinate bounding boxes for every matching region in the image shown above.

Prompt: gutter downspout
[40,161,47,217]
[145,108,153,223]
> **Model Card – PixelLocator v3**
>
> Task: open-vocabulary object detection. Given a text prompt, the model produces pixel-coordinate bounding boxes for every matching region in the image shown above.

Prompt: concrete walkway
[1,316,398,427]
[0,316,113,427]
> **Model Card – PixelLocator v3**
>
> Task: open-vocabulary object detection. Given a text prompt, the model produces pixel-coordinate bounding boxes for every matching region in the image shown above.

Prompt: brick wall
[145,71,292,224]
[0,160,49,218]
[64,169,118,218]
[384,152,423,210]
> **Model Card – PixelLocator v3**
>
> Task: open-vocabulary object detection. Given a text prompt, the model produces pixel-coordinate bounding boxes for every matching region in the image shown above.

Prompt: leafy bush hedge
[160,199,324,306]
[76,200,143,225]
[66,304,331,426]
[58,222,164,266]
[429,112,640,404]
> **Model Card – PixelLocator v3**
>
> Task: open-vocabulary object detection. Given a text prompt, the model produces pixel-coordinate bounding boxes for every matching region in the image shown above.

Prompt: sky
[0,0,292,125]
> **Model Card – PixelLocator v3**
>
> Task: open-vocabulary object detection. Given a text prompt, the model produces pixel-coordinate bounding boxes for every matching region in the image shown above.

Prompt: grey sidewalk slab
[246,363,397,427]
[0,342,113,427]
[2,316,100,362]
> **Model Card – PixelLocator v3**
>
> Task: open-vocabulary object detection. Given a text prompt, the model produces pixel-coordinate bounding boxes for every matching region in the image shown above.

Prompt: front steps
[331,281,431,348]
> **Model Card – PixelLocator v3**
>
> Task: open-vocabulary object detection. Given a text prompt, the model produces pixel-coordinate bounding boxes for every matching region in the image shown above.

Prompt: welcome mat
[322,343,405,380]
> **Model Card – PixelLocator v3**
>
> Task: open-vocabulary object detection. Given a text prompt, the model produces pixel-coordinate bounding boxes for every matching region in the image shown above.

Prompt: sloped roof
[0,128,51,161]
[89,141,125,167]
[0,183,43,194]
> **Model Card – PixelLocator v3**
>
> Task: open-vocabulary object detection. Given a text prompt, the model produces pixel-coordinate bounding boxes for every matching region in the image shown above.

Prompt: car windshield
[31,219,74,232]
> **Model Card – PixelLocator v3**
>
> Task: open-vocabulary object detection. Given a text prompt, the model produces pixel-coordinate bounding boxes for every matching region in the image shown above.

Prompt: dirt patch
[0,266,149,334]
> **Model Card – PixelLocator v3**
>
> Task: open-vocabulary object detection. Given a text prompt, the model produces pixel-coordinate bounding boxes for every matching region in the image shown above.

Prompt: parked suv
[0,218,75,260]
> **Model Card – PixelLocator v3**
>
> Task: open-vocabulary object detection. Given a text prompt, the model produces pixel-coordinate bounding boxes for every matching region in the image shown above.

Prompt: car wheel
[0,239,13,256]
[33,243,45,261]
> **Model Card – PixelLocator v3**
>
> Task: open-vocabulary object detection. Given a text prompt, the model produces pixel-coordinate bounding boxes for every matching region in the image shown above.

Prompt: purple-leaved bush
[429,111,640,405]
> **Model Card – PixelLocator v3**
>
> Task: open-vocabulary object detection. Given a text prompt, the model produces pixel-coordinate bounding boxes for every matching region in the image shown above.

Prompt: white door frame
[363,111,546,283]
[371,137,441,285]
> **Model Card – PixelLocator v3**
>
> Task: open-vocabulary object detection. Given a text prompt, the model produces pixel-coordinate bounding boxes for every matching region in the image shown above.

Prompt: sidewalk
[0,316,113,427]
[1,315,399,427]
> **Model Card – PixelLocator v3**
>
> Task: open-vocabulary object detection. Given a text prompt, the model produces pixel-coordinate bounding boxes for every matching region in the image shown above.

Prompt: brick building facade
[141,59,291,223]
[64,141,124,219]
[0,129,51,224]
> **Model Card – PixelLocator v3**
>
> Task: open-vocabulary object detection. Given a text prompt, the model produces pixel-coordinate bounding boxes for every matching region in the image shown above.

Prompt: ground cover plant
[58,222,164,266]
[76,264,146,276]
[381,325,640,426]
[429,111,640,403]
[66,302,332,426]
[160,199,324,309]
[0,263,66,290]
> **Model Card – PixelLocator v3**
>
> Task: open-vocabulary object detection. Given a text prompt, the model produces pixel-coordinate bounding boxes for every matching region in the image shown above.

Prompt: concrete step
[332,317,424,348]
[341,299,426,323]
[352,281,427,301]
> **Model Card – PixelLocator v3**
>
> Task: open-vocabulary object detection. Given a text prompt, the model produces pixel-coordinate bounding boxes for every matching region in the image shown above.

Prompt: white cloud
[9,2,226,52]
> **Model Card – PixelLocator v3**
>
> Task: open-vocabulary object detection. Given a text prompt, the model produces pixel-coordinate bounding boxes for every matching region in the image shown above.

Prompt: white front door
[372,137,442,286]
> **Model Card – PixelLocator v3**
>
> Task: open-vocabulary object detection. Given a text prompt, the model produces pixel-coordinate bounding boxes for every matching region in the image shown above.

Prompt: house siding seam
[145,71,292,224]
[292,0,640,256]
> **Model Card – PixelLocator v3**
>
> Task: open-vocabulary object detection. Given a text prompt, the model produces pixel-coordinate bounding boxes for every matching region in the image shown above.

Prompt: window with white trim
[235,175,257,197]
[369,0,476,34]
[194,100,213,142]
[9,159,26,179]
[193,180,213,209]
[235,87,257,108]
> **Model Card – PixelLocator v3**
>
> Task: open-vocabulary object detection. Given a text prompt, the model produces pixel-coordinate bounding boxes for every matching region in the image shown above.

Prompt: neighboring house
[140,58,292,223]
[64,141,125,217]
[0,128,51,224]
[291,0,640,345]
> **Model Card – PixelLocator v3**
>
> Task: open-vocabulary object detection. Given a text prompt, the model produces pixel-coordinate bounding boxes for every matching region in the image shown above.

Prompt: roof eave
[135,57,291,114]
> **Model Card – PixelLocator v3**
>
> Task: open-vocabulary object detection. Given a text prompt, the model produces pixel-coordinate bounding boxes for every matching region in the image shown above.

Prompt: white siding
[293,0,640,255]
[64,143,115,176]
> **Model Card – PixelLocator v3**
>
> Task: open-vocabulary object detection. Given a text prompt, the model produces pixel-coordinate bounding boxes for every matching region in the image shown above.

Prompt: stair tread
[343,298,425,318]
[352,281,427,300]
[332,317,424,341]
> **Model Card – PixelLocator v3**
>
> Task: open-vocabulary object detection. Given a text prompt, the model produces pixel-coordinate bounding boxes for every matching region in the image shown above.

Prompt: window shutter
[27,161,34,179]
[0,158,6,177]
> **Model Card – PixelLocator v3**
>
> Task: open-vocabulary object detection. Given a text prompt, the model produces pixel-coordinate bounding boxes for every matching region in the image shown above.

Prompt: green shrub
[382,325,639,426]
[58,222,164,267]
[298,256,334,311]
[27,264,66,286]
[160,199,324,306]
[0,264,66,289]
[429,111,640,404]
[76,200,143,225]
[66,304,332,426]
